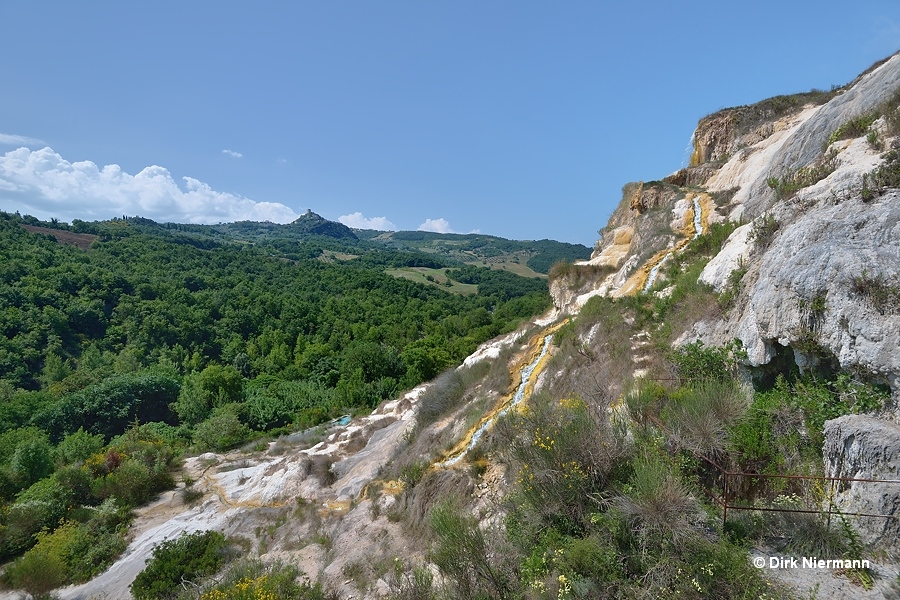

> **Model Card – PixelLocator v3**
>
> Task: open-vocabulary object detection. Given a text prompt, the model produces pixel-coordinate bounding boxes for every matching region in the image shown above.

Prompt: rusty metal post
[722,470,728,528]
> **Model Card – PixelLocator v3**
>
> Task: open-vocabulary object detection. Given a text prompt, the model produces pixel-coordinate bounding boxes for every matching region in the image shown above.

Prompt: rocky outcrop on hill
[707,55,900,219]
[824,415,900,545]
[559,52,900,393]
[698,187,900,388]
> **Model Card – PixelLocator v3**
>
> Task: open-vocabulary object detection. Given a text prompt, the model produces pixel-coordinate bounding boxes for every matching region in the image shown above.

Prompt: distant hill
[287,210,358,240]
[102,213,591,277]
[354,229,591,276]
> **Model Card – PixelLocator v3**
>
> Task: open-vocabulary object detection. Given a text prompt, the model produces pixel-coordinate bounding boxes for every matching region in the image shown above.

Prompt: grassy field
[468,254,546,279]
[384,267,479,295]
[318,249,360,261]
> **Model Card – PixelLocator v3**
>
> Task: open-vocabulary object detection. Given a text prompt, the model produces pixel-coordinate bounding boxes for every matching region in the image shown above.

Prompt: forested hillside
[0,209,550,581]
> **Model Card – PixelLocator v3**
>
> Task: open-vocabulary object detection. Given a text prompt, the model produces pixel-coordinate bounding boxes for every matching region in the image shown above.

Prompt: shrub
[9,436,54,488]
[728,383,806,472]
[826,112,878,148]
[865,143,900,194]
[199,559,338,600]
[0,533,67,597]
[670,339,745,382]
[793,374,888,446]
[193,406,250,451]
[766,148,839,200]
[2,514,127,590]
[748,212,779,248]
[400,460,430,489]
[94,459,153,507]
[430,502,513,600]
[56,427,104,465]
[499,394,629,532]
[2,475,74,557]
[131,530,229,600]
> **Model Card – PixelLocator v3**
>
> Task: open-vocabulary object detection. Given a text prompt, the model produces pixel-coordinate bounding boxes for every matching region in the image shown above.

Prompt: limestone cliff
[557,52,900,396]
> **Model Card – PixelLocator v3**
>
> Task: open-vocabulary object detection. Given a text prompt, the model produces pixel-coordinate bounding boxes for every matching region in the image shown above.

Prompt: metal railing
[643,412,900,527]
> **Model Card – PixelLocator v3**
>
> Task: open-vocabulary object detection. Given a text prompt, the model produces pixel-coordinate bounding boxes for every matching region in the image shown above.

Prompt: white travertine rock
[824,415,900,545]
[699,223,752,293]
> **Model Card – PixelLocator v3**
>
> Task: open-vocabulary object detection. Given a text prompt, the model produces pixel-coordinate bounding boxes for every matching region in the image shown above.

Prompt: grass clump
[664,379,750,456]
[851,270,900,314]
[547,261,614,289]
[766,148,839,200]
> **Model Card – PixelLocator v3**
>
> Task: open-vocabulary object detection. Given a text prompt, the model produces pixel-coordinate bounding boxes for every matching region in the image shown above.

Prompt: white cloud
[418,217,454,233]
[338,211,396,230]
[222,149,243,158]
[0,146,299,224]
[0,133,45,147]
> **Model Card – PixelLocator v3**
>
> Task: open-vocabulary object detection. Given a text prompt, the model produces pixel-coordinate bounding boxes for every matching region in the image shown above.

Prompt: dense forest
[0,209,552,579]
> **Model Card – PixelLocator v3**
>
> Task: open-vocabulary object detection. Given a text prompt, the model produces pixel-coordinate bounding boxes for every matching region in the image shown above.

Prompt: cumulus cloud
[0,133,45,147]
[338,212,397,231]
[418,217,454,233]
[222,149,243,158]
[0,146,300,224]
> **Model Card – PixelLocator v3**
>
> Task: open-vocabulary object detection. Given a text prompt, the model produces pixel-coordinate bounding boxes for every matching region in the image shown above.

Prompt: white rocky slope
[560,52,900,395]
[696,68,900,392]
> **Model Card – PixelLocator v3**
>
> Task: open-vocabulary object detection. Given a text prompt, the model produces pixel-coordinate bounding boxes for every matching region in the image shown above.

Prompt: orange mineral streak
[617,192,710,296]
[437,320,567,465]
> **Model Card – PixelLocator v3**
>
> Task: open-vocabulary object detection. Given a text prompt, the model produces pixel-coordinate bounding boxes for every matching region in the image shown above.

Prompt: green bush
[2,512,127,591]
[131,530,229,600]
[430,502,512,600]
[728,384,802,472]
[56,427,105,465]
[499,394,629,533]
[766,148,839,200]
[749,212,779,248]
[0,532,67,597]
[2,475,74,557]
[9,436,55,488]
[670,339,745,382]
[193,406,250,451]
[826,112,878,147]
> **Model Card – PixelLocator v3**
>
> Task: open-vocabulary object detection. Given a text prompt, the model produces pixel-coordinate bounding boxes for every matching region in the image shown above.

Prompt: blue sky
[0,2,897,245]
